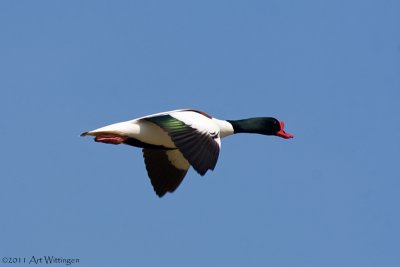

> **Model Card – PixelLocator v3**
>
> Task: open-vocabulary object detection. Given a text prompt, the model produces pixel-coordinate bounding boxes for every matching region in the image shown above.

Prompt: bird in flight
[81,109,293,197]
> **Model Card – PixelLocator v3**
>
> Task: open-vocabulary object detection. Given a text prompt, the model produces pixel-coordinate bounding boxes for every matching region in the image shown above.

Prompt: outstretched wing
[142,149,190,197]
[143,113,221,176]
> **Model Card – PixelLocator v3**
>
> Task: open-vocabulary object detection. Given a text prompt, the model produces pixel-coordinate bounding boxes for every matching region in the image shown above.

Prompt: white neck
[212,118,234,138]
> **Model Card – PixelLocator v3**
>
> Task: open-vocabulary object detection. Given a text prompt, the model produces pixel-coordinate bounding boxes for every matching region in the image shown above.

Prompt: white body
[82,108,292,197]
[87,109,234,148]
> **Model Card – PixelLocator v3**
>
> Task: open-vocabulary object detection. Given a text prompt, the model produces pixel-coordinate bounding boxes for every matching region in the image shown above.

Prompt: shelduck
[81,109,293,197]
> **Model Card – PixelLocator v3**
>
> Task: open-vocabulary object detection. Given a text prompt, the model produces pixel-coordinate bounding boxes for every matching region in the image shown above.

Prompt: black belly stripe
[123,137,175,150]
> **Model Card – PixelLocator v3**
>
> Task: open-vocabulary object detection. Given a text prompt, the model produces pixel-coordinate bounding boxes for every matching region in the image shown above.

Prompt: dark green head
[227,117,294,139]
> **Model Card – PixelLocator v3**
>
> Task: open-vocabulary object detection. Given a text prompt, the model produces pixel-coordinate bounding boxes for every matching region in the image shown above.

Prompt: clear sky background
[1,1,399,266]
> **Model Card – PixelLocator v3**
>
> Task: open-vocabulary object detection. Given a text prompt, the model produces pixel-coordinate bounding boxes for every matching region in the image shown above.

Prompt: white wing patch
[166,149,190,170]
[170,111,221,144]
[143,112,221,176]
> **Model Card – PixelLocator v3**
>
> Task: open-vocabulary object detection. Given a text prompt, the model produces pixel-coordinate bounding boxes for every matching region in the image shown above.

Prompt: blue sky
[1,1,399,266]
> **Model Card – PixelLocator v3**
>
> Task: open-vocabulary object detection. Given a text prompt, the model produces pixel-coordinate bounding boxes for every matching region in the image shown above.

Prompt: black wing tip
[155,190,167,198]
[194,165,217,176]
[143,149,188,198]
[154,187,177,198]
[197,169,208,176]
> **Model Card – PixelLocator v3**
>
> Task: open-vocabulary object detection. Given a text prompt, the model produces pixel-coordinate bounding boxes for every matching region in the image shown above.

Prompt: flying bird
[81,109,293,197]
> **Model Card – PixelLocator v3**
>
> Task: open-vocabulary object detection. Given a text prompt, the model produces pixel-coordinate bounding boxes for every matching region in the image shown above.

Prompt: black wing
[142,148,189,197]
[143,115,220,176]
